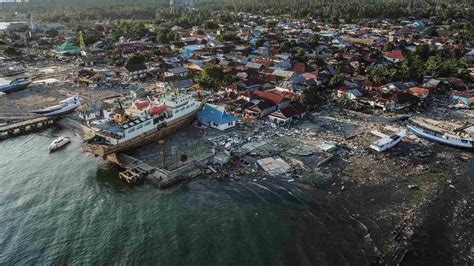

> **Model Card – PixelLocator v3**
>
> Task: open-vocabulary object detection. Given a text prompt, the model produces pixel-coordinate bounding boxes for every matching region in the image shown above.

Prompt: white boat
[48,136,71,152]
[408,125,474,150]
[31,104,64,114]
[83,92,203,156]
[370,129,406,152]
[33,96,81,118]
[408,117,474,150]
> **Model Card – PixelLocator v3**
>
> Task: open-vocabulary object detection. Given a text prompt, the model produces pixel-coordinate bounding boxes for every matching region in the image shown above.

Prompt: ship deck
[125,125,214,172]
[410,117,474,139]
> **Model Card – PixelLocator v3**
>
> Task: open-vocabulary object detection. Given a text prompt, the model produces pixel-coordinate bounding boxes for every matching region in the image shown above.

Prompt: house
[129,85,148,99]
[253,90,291,109]
[386,92,419,110]
[198,104,237,131]
[408,87,430,99]
[259,46,270,57]
[272,69,295,79]
[77,101,112,121]
[268,102,307,124]
[450,92,474,108]
[381,82,408,93]
[423,78,443,90]
[132,100,150,110]
[337,87,363,100]
[167,79,194,91]
[245,100,277,118]
[246,62,264,71]
[227,98,254,113]
[383,50,404,63]
[164,66,189,79]
[125,63,147,80]
[465,50,474,62]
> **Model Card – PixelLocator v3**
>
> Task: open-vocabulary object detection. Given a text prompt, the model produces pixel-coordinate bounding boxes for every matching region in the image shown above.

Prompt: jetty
[0,117,55,140]
[107,152,213,188]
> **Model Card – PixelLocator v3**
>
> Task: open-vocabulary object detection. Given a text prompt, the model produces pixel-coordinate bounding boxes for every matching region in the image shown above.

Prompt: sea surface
[0,128,374,265]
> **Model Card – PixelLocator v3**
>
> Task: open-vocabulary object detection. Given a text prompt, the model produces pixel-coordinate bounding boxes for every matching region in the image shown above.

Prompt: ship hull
[83,111,197,157]
[44,105,79,118]
[0,81,31,94]
[408,125,474,150]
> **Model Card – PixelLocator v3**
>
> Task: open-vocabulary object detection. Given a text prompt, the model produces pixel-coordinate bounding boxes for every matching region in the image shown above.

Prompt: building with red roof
[253,90,291,109]
[268,102,307,124]
[149,104,167,116]
[383,50,404,63]
[132,100,149,110]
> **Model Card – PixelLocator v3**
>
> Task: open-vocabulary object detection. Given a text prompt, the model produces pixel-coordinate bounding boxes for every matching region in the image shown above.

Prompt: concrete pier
[0,117,55,140]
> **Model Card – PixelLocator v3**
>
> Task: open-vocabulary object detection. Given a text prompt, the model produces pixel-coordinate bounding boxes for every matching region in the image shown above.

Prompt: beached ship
[0,77,31,94]
[32,96,81,118]
[408,117,474,150]
[83,92,203,157]
[370,129,406,152]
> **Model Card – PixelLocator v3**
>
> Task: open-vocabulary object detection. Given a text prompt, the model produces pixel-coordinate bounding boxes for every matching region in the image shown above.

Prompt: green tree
[293,47,306,62]
[280,41,291,52]
[300,86,325,110]
[308,34,320,46]
[384,42,395,52]
[125,53,146,67]
[255,38,265,48]
[204,21,219,30]
[330,74,345,87]
[196,63,225,90]
[218,33,239,42]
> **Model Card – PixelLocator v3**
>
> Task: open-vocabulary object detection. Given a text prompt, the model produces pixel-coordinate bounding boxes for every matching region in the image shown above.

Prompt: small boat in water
[370,129,406,152]
[32,96,81,118]
[0,77,31,94]
[48,136,71,152]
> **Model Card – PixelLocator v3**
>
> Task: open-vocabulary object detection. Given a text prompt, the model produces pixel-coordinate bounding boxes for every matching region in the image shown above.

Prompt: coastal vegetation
[368,45,471,85]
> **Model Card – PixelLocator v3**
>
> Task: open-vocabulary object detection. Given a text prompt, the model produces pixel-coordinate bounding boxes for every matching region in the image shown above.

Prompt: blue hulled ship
[0,77,31,94]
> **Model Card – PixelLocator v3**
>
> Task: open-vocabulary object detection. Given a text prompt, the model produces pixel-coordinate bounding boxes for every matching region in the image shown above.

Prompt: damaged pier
[0,117,55,140]
[107,152,213,188]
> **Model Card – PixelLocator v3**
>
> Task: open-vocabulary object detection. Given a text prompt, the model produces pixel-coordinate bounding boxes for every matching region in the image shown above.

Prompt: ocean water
[0,128,374,265]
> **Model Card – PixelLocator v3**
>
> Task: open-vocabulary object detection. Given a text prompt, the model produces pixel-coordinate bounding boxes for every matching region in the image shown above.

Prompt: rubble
[257,157,291,177]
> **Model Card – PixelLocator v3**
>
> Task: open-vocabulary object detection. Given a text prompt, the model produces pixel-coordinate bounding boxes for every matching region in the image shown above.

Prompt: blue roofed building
[198,104,236,131]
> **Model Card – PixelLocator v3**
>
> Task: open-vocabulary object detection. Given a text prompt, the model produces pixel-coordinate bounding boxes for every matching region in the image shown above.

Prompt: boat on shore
[83,92,204,157]
[370,129,406,152]
[0,77,31,94]
[48,136,71,152]
[32,96,81,118]
[408,117,474,150]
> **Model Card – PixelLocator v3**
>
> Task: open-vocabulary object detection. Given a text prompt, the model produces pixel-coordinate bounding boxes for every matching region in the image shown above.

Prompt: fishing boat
[0,77,31,94]
[31,104,64,115]
[33,96,81,118]
[370,129,406,152]
[83,92,204,157]
[408,117,474,150]
[48,136,71,152]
